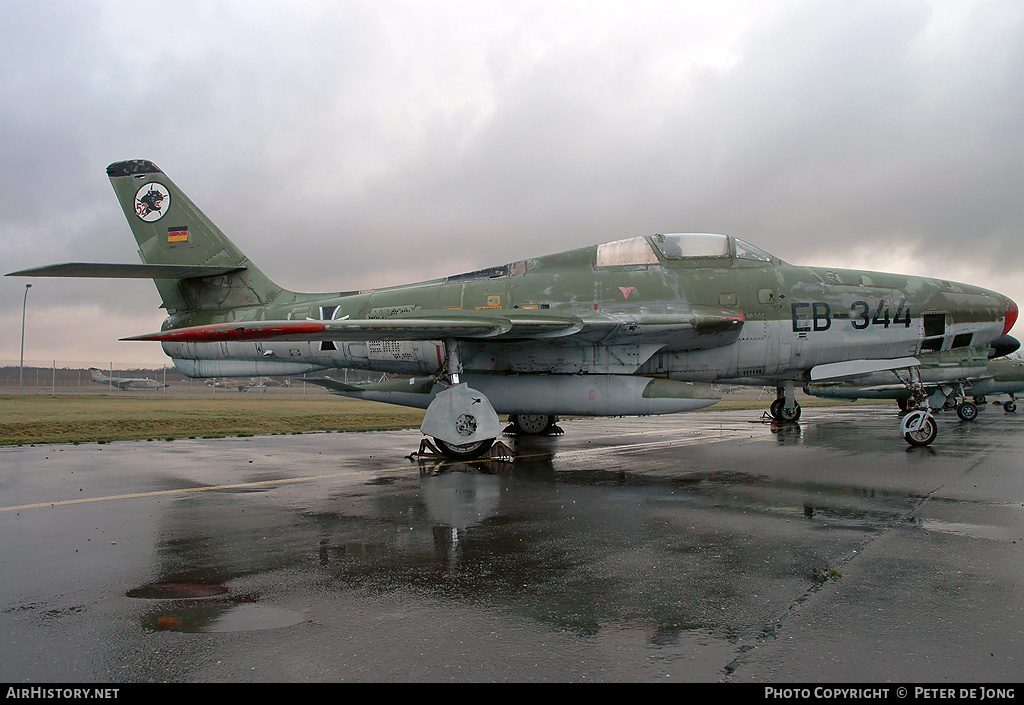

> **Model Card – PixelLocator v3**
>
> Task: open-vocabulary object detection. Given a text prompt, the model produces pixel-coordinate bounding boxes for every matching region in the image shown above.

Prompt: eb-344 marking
[792,300,912,332]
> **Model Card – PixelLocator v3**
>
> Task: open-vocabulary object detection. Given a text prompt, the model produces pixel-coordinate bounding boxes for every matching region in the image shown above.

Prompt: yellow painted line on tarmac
[0,454,543,513]
[0,429,725,513]
[0,471,372,513]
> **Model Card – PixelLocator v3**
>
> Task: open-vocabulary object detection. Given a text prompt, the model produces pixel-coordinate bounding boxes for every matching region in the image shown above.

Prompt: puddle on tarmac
[128,581,305,633]
[142,603,306,633]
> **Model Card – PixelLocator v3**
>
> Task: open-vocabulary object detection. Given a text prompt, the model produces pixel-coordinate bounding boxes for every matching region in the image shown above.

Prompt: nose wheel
[902,410,938,446]
[892,365,939,446]
[769,398,802,422]
[769,381,801,423]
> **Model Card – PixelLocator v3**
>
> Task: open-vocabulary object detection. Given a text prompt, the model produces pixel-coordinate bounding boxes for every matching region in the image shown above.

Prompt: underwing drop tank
[309,373,721,416]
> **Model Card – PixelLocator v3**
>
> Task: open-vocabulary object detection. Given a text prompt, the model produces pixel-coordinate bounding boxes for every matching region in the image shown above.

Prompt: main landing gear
[503,414,564,436]
[898,392,979,421]
[976,394,1019,413]
[767,381,801,423]
[955,400,979,421]
[418,340,506,461]
[898,378,1020,423]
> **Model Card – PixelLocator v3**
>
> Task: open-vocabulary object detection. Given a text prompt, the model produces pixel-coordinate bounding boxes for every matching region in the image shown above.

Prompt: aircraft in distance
[205,376,290,392]
[805,345,1024,418]
[7,160,1019,455]
[237,377,292,392]
[89,367,168,390]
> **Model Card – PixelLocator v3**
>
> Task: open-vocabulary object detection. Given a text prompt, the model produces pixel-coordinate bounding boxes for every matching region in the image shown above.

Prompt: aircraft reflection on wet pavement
[118,411,1009,640]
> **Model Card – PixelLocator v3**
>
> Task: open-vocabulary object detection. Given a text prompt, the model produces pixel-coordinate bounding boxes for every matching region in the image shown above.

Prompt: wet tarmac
[2,404,1023,683]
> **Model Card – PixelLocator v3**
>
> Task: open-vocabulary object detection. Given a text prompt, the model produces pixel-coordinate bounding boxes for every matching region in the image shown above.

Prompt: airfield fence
[0,359,772,401]
[0,359,388,398]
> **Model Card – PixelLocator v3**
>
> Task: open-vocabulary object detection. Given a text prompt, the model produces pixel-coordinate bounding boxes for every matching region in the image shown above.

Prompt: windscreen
[651,233,730,259]
[735,238,775,262]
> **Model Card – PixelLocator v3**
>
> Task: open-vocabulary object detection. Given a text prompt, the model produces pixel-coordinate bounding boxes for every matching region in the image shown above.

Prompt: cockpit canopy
[732,238,775,263]
[596,233,776,267]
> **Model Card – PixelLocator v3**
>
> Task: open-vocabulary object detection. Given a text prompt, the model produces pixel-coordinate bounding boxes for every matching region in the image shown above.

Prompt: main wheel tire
[433,437,495,460]
[778,403,801,423]
[769,399,784,421]
[1006,401,1017,413]
[904,416,937,447]
[974,395,987,404]
[956,402,978,421]
[511,414,556,435]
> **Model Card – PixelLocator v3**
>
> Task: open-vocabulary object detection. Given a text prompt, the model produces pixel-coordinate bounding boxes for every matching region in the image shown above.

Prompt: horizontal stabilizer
[810,357,920,381]
[6,263,245,280]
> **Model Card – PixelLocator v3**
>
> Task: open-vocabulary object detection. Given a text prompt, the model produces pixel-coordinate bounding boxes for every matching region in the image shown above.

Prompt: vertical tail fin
[107,160,285,312]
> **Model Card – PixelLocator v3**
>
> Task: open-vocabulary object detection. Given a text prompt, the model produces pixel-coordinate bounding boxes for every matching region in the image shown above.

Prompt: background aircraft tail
[106,160,286,312]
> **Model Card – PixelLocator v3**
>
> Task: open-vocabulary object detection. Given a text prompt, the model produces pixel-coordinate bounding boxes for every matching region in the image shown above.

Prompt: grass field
[0,390,887,446]
[0,393,426,445]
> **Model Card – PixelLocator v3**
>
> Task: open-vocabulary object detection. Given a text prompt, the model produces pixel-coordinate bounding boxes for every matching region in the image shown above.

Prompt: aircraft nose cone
[1005,297,1019,336]
[990,335,1021,358]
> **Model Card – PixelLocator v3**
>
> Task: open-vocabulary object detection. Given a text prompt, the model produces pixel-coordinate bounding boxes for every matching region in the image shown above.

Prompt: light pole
[19,283,32,397]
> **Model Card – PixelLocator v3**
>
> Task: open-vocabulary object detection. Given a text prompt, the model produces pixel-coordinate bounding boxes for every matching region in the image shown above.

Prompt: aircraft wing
[8,263,246,279]
[121,307,744,349]
[122,318,551,343]
[809,357,921,381]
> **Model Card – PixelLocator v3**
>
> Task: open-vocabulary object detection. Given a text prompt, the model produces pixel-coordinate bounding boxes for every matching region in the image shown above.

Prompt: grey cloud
[3,0,1023,363]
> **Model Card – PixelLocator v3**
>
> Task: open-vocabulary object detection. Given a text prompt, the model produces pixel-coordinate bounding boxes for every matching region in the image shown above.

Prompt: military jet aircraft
[89,367,168,390]
[805,345,1024,418]
[7,160,1018,455]
[968,353,1024,412]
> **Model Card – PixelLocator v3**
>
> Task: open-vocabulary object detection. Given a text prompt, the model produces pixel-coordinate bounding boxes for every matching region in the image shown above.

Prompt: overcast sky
[2,0,1023,367]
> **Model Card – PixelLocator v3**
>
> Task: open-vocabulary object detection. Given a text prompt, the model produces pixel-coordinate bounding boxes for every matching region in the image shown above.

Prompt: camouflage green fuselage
[161,234,1009,384]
